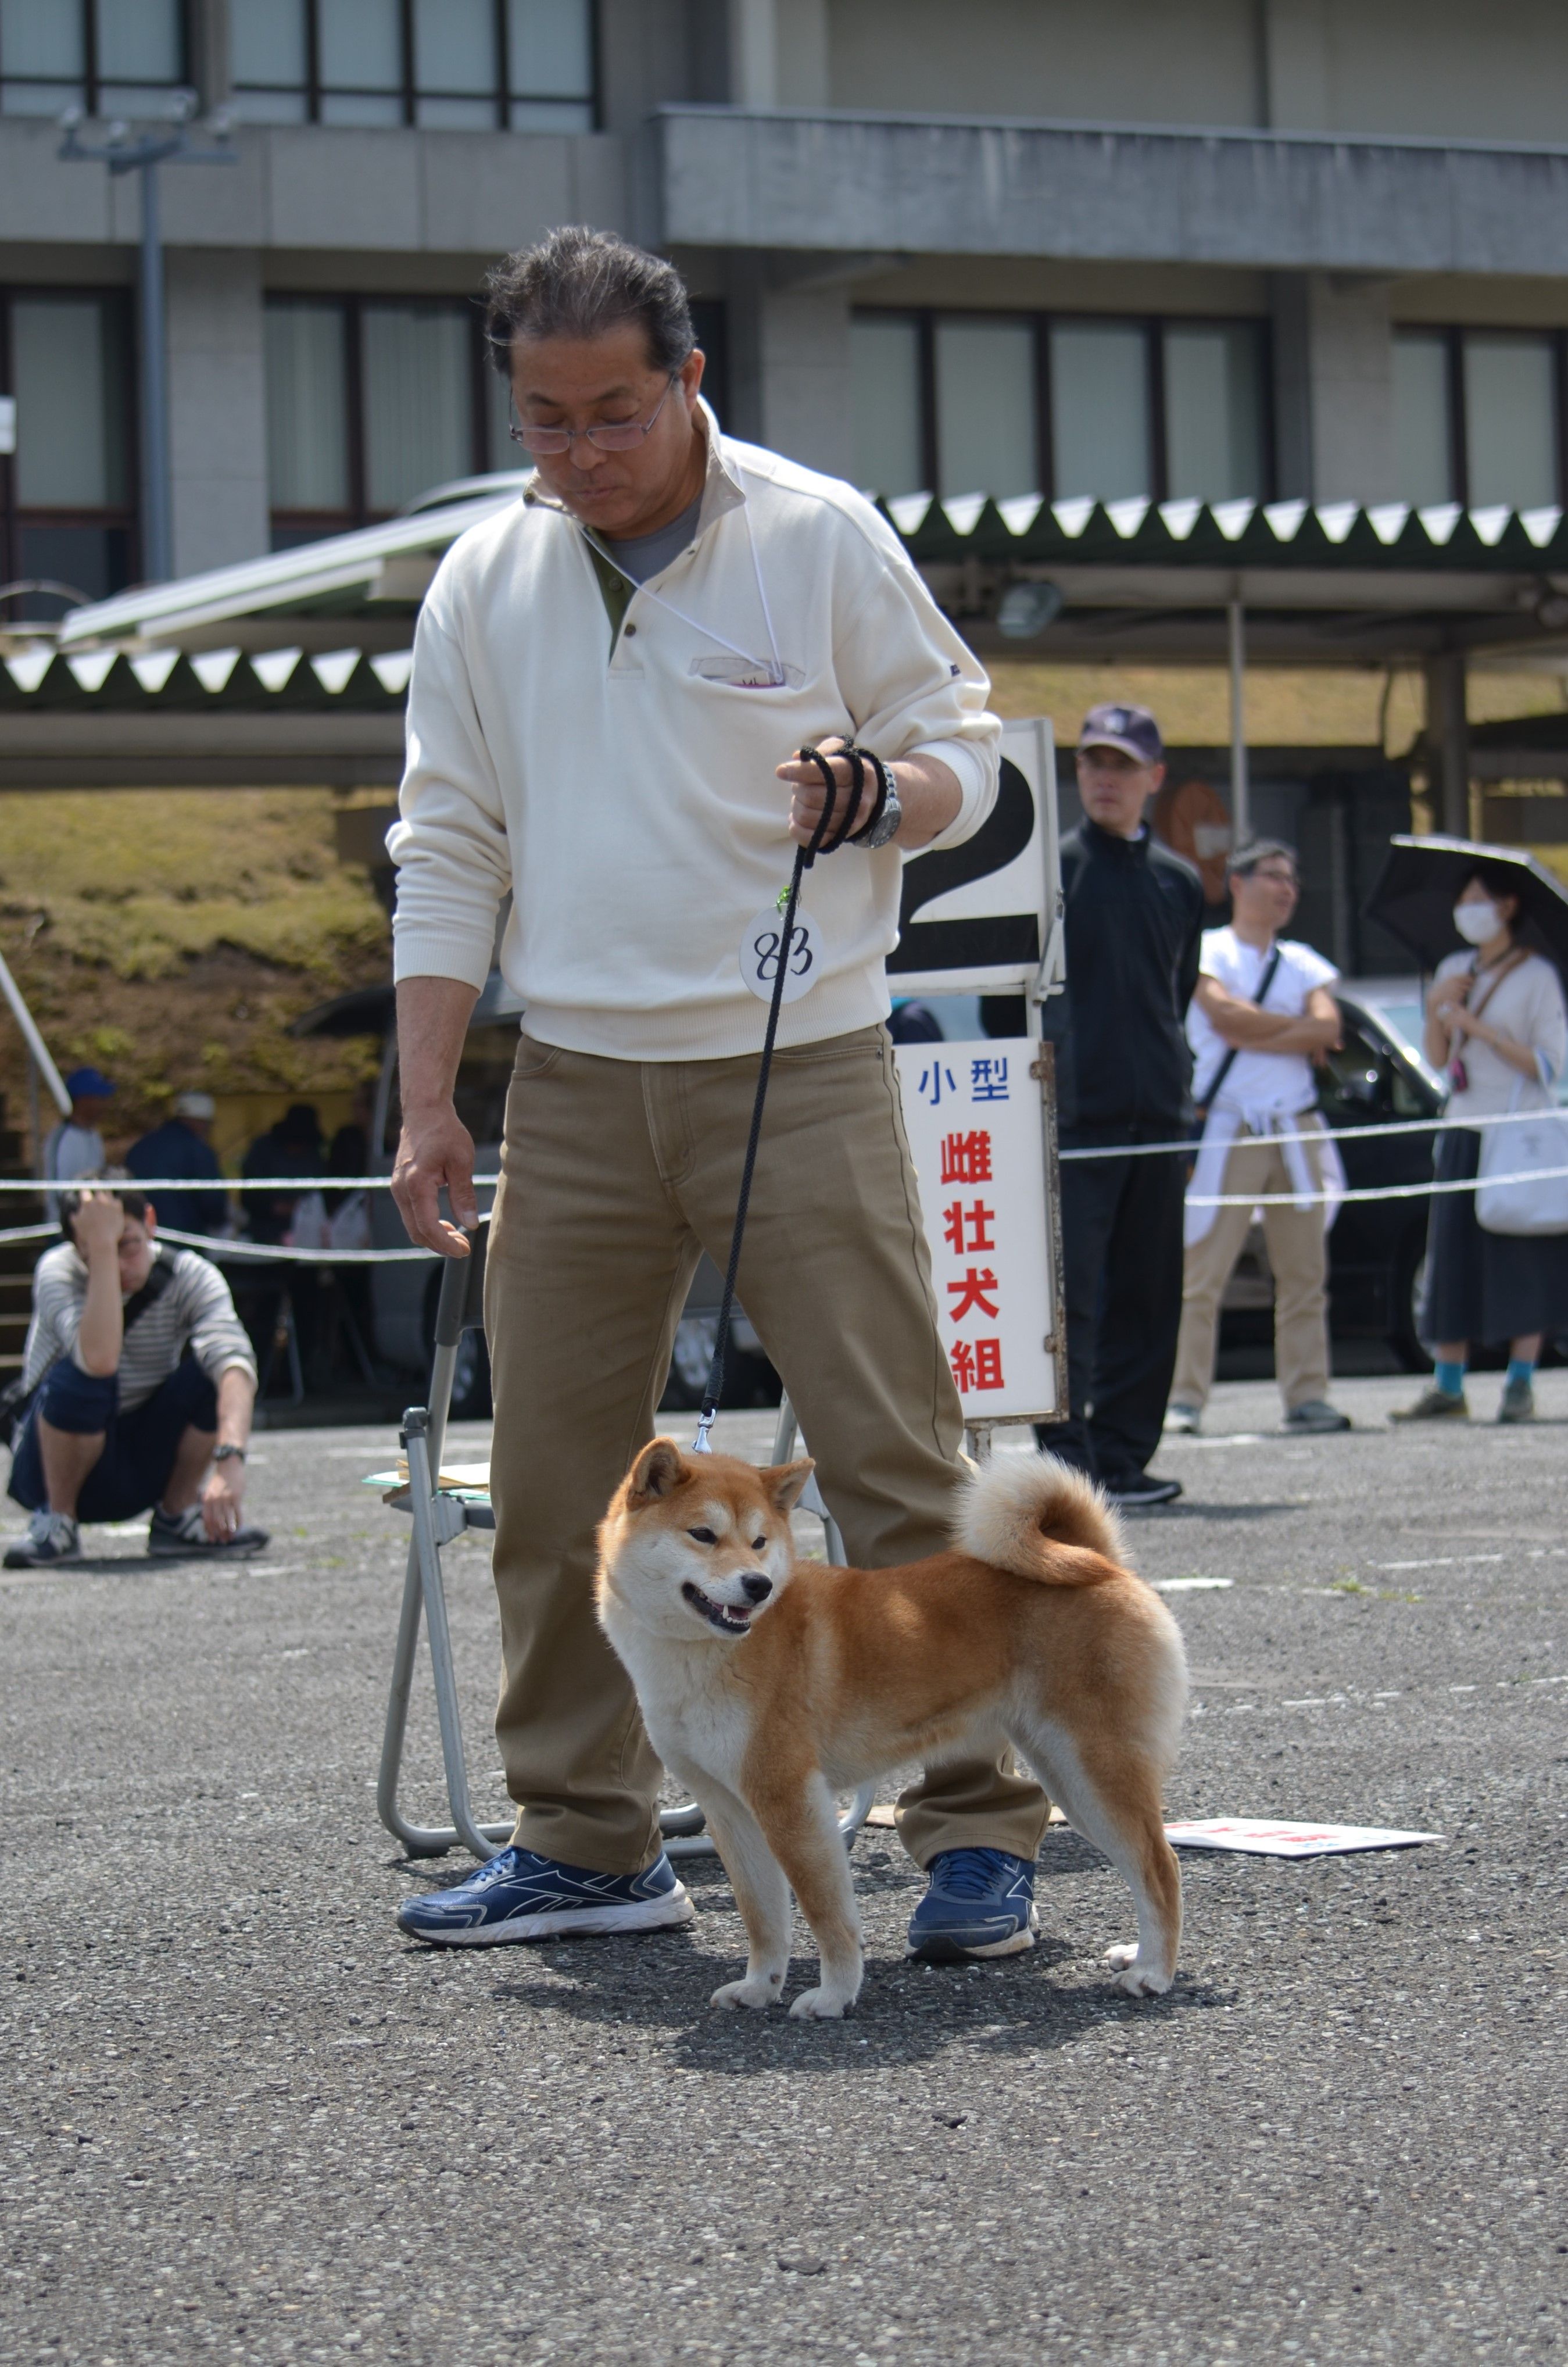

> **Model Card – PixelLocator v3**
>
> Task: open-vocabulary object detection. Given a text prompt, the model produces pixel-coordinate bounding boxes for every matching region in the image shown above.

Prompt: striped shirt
[21,1244,257,1412]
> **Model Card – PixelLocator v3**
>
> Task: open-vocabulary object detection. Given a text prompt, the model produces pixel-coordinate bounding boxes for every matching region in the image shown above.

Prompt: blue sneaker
[907,1847,1039,1960]
[396,1846,694,1948]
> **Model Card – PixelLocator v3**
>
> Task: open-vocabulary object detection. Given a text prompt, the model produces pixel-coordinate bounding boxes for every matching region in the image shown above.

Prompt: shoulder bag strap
[1200,943,1284,1111]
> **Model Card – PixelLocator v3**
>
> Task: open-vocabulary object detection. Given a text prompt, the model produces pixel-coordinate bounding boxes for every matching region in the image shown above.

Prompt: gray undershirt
[597,494,703,585]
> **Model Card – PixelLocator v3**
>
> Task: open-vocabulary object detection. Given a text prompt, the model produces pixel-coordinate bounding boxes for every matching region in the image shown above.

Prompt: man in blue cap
[1035,703,1204,1506]
[42,1067,114,1218]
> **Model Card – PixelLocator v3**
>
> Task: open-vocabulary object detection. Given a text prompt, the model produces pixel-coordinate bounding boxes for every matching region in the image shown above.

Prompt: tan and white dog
[595,1439,1188,2019]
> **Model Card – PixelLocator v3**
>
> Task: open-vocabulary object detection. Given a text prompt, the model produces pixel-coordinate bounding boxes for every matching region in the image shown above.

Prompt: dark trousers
[1037,1125,1187,1482]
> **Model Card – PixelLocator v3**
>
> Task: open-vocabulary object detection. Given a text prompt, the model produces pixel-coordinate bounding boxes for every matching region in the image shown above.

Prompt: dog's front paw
[787,1984,855,2020]
[1104,1943,1172,1997]
[711,1974,785,2011]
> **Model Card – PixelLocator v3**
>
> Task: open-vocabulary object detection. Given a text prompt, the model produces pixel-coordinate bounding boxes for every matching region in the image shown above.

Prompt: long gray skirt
[1419,1127,1568,1346]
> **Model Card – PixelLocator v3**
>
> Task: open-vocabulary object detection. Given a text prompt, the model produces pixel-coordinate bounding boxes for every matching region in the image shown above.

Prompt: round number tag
[738,905,823,1004]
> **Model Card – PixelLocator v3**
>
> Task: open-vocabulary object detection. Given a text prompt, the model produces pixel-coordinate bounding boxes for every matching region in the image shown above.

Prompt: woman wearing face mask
[1394,866,1568,1422]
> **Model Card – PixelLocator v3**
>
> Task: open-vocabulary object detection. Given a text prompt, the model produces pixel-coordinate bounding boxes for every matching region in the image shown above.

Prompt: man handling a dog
[388,227,1051,1957]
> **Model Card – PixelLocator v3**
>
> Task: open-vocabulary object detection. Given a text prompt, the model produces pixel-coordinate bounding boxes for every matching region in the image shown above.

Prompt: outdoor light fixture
[58,97,237,587]
[996,580,1064,638]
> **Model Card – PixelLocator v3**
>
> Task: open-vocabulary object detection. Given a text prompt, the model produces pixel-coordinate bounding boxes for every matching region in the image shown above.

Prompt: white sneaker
[1164,1403,1202,1436]
[3,1510,81,1568]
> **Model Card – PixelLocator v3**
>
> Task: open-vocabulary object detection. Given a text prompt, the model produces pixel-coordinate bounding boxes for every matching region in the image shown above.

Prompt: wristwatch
[851,756,903,849]
[212,1443,246,1464]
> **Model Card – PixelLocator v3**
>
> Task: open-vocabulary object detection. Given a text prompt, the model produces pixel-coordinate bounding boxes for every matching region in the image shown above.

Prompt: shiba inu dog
[595,1440,1188,2019]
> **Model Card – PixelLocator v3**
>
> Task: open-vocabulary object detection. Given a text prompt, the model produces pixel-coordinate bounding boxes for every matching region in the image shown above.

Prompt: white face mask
[1454,899,1502,946]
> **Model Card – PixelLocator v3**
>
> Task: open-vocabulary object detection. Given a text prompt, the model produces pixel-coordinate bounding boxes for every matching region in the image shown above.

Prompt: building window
[231,0,596,130]
[1394,326,1565,510]
[264,294,507,542]
[0,288,135,617]
[851,308,1269,505]
[0,0,188,117]
[1050,320,1150,503]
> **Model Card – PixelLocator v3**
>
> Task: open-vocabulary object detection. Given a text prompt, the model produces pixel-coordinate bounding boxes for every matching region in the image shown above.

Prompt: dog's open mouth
[681,1581,752,1636]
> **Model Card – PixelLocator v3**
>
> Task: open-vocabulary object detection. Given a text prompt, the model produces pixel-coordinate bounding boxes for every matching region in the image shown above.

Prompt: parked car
[292,976,778,1418]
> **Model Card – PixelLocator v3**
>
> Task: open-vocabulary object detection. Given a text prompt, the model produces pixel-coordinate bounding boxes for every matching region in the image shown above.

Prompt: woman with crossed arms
[1395,864,1568,1424]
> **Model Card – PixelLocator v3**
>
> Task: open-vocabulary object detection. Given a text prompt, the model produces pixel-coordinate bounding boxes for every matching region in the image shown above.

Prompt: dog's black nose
[741,1572,772,1604]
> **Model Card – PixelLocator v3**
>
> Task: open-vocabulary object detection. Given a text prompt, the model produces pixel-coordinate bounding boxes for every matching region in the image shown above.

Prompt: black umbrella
[1363,835,1568,978]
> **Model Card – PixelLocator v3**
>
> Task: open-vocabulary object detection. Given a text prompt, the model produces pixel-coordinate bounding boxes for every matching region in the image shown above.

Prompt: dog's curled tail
[953,1451,1125,1585]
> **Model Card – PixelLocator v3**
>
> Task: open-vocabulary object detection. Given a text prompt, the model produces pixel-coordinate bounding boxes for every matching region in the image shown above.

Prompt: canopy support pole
[1424,652,1470,837]
[1227,598,1250,849]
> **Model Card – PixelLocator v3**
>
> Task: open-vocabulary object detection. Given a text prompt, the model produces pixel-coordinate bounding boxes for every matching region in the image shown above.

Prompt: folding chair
[376,1229,875,1862]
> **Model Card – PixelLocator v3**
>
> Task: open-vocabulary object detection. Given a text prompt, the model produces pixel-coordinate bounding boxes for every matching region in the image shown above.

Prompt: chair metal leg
[377,1408,511,1861]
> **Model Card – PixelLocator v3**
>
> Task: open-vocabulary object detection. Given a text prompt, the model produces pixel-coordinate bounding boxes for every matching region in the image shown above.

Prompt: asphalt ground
[2,1371,1565,2366]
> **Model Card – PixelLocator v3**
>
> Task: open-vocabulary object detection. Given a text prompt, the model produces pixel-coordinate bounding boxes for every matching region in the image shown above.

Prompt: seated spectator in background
[1168,841,1349,1439]
[42,1067,115,1218]
[126,1091,228,1240]
[5,1187,267,1568]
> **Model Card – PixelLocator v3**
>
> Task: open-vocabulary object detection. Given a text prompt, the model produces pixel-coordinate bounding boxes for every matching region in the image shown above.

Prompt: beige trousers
[482,1024,1049,1876]
[1172,1122,1333,1414]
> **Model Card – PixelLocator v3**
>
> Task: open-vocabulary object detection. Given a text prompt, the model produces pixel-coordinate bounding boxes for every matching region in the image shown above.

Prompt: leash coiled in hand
[692,743,887,1452]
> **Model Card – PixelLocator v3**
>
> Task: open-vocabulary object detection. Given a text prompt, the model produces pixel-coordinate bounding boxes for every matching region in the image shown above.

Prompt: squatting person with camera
[5,1186,267,1568]
[388,226,1053,1958]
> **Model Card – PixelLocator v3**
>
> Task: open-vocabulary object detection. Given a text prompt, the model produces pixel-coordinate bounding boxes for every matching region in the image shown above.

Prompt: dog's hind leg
[1014,1728,1182,1997]
[747,1768,864,2019]
[698,1782,794,2011]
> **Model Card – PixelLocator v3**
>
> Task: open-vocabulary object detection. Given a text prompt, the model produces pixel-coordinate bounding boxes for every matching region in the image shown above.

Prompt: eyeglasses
[509,374,679,457]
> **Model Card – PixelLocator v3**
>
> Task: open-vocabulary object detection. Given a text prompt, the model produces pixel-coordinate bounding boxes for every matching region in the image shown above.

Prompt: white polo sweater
[389,407,1000,1060]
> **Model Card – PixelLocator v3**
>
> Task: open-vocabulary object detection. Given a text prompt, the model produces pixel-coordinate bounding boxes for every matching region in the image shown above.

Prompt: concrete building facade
[5,0,1568,608]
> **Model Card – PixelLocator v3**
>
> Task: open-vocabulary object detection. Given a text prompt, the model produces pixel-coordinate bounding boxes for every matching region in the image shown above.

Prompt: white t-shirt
[1429,949,1567,1121]
[1187,928,1338,1117]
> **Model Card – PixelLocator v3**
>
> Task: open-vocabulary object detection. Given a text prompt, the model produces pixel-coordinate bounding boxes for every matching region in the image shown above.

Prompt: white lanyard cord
[577,464,783,682]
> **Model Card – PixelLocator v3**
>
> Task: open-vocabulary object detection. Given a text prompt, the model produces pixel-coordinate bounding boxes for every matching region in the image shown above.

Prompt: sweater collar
[522,398,746,549]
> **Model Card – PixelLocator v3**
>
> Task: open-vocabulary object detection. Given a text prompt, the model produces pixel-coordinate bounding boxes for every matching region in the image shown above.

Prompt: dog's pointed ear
[627,1438,688,1504]
[763,1456,814,1515]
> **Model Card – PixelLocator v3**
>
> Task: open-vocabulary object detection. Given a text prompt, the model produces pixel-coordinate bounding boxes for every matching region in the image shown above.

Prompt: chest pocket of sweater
[688,656,806,690]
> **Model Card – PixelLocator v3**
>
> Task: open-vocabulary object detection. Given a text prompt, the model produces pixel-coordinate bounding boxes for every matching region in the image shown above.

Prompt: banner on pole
[895,1038,1059,1422]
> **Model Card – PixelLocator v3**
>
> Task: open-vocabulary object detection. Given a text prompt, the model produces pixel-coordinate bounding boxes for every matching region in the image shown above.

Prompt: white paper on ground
[1154,1577,1234,1592]
[1165,1818,1442,1857]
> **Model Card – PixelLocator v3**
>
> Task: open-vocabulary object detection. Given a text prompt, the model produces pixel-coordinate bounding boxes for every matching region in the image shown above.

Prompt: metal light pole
[58,98,236,585]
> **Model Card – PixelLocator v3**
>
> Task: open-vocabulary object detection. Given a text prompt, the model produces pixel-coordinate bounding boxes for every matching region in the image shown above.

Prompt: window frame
[0,283,139,612]
[264,289,501,543]
[851,305,1276,506]
[1392,322,1568,510]
[0,1,191,117]
[231,0,599,131]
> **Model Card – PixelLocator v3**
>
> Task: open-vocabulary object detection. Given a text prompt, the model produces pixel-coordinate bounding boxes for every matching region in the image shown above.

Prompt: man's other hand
[775,735,876,847]
[73,1190,126,1261]
[393,1104,478,1257]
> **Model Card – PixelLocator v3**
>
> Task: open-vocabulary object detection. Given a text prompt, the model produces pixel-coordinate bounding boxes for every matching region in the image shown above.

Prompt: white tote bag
[1476,1082,1568,1236]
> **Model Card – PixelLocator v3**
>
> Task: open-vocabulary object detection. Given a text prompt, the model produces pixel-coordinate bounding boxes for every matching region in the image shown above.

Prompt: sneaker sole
[2,1549,81,1569]
[907,1908,1040,1962]
[398,1889,696,1948]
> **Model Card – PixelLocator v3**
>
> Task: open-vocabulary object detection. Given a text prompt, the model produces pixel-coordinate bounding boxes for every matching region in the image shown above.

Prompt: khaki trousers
[482,1024,1049,1876]
[1172,1123,1333,1414]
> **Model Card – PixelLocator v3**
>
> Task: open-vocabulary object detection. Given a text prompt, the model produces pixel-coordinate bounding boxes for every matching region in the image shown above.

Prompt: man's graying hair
[484,227,696,377]
[1227,838,1298,881]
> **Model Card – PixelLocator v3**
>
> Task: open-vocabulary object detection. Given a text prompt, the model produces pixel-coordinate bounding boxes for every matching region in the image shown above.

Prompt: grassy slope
[0,790,389,1145]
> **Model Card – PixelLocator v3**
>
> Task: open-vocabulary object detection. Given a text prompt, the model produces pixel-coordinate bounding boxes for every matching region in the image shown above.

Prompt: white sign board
[1165,1819,1444,1858]
[890,716,1061,997]
[895,1038,1058,1422]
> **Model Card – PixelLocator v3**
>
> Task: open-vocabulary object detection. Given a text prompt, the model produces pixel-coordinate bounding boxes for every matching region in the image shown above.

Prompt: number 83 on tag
[738,900,823,1004]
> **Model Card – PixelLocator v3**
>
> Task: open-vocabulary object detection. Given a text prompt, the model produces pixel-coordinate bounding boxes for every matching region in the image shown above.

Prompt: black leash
[692,743,887,1452]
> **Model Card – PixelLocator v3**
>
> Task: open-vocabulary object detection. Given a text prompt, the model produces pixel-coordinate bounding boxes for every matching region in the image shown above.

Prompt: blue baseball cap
[65,1066,114,1099]
[1079,702,1163,766]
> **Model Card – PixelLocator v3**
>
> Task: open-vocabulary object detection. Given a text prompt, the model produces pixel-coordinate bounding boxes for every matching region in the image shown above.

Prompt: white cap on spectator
[174,1091,217,1120]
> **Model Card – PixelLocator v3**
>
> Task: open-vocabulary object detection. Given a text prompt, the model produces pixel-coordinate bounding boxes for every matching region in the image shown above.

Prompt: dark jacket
[1046,820,1204,1133]
[124,1118,226,1240]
